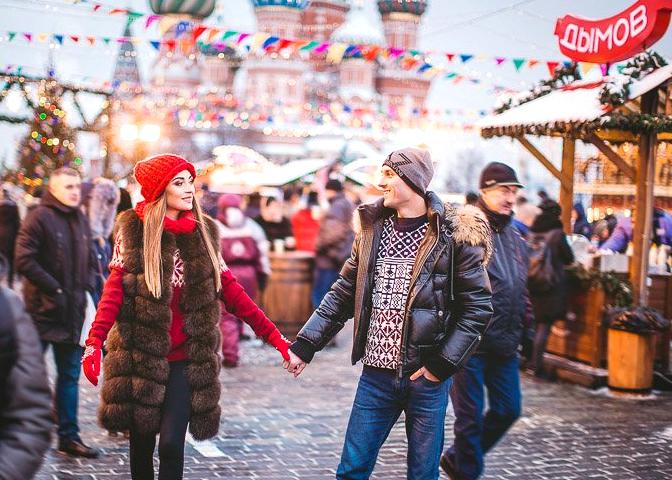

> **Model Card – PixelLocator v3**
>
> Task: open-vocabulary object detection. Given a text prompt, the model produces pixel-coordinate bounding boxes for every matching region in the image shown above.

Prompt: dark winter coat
[291,192,493,381]
[476,198,532,357]
[529,214,575,324]
[99,210,222,441]
[0,200,20,262]
[0,287,52,480]
[315,192,356,270]
[14,191,96,343]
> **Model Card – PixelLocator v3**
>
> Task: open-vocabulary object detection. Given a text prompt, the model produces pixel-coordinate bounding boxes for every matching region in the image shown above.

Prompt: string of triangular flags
[32,0,623,78]
[3,28,624,82]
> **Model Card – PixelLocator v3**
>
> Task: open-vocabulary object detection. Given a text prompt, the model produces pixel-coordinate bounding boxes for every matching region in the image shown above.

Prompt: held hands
[410,366,440,383]
[283,350,307,378]
[81,343,102,386]
[266,329,291,362]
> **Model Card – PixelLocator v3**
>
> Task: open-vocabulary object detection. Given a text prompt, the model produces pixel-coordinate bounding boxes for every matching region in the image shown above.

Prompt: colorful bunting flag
[512,58,525,71]
[326,43,348,64]
[53,34,64,45]
[446,53,455,62]
[460,54,473,63]
[546,61,559,76]
[495,57,506,65]
[150,40,161,50]
[145,14,160,29]
[7,32,15,41]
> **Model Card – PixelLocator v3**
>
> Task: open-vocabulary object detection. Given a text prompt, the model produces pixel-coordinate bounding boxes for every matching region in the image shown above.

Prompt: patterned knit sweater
[362,215,428,369]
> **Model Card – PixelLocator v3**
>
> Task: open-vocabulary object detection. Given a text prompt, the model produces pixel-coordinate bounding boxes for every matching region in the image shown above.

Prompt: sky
[1,0,671,193]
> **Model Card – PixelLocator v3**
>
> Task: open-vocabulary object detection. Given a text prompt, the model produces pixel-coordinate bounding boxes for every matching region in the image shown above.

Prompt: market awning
[478,64,672,137]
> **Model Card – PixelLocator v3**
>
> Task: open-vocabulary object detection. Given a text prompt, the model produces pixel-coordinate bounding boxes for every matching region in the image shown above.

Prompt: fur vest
[98,210,222,440]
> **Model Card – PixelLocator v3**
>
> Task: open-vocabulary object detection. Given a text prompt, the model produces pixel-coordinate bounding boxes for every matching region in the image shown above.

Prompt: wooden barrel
[260,251,315,339]
[607,328,655,392]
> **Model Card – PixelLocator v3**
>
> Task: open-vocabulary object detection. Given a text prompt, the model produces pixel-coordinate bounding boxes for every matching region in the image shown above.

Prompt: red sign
[554,0,672,63]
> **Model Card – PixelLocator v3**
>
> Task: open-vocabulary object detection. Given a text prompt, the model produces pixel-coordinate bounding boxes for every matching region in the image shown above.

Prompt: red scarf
[134,201,197,234]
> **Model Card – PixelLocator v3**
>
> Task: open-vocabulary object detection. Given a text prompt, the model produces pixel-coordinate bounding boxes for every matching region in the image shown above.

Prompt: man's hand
[282,350,307,378]
[410,367,440,383]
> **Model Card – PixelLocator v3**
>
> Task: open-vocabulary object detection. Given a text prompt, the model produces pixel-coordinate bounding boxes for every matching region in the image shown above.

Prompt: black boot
[58,438,101,458]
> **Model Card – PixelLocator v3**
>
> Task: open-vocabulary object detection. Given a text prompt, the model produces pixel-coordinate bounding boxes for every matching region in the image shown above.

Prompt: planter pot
[607,328,655,393]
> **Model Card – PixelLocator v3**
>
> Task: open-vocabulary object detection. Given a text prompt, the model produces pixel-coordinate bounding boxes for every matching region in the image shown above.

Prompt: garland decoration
[494,63,581,114]
[566,264,632,308]
[599,51,668,107]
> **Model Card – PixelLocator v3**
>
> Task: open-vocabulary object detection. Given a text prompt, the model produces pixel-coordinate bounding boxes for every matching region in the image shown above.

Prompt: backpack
[527,232,559,293]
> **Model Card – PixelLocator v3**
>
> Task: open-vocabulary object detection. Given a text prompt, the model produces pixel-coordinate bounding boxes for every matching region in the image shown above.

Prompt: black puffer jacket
[0,287,52,480]
[291,192,493,381]
[476,198,532,357]
[14,191,95,343]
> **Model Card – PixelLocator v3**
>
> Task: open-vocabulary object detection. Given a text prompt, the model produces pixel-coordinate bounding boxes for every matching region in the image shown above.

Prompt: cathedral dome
[148,0,216,18]
[377,0,427,16]
[251,0,311,9]
[331,5,384,46]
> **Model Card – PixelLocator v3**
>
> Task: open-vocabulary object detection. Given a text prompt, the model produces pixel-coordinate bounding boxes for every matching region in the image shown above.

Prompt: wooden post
[631,89,658,306]
[559,135,575,234]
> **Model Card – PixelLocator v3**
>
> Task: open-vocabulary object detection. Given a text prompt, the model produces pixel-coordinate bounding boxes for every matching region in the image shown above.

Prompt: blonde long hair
[143,193,222,299]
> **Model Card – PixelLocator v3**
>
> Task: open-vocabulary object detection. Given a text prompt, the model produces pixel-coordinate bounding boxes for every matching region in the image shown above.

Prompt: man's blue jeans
[445,353,522,480]
[336,366,451,480]
[312,267,340,309]
[42,341,83,441]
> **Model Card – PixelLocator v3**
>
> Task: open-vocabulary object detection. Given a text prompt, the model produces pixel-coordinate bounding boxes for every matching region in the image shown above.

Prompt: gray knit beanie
[382,147,434,196]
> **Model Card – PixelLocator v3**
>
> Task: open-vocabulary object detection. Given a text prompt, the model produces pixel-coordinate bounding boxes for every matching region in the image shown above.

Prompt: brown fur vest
[98,210,222,440]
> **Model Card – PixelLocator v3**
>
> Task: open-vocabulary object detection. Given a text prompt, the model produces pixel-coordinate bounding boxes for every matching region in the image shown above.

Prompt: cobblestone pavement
[37,324,672,480]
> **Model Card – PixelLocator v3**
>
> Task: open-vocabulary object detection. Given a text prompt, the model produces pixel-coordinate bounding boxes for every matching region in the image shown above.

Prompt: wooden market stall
[478,59,672,387]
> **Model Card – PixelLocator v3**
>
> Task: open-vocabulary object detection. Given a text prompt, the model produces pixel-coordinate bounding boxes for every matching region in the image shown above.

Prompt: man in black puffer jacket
[285,148,493,479]
[442,162,532,480]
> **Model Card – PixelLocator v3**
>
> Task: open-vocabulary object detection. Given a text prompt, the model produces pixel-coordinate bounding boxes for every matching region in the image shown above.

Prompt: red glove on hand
[267,329,291,362]
[82,343,102,386]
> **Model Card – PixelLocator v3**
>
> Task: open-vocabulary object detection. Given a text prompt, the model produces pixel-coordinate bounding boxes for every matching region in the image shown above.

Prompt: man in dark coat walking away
[0,257,52,479]
[442,162,532,480]
[285,148,493,479]
[14,167,99,458]
[528,200,574,377]
[312,179,355,309]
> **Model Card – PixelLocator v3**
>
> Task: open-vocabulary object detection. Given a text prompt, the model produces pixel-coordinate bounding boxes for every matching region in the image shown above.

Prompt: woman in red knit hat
[81,154,290,480]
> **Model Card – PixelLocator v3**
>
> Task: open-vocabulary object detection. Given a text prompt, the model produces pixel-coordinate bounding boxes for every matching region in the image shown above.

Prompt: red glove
[266,329,291,362]
[82,343,102,386]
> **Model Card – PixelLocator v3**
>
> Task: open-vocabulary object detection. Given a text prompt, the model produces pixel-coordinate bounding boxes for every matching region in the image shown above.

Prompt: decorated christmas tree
[18,76,81,181]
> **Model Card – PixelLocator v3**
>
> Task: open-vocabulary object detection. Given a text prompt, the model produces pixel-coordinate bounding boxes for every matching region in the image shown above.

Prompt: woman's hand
[266,329,291,362]
[81,344,102,386]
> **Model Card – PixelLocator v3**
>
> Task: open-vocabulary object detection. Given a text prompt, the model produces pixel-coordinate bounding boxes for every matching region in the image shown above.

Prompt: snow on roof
[331,5,384,46]
[479,64,672,130]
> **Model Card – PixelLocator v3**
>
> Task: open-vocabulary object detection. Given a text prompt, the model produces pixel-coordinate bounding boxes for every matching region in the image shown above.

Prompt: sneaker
[440,452,458,480]
[58,438,100,458]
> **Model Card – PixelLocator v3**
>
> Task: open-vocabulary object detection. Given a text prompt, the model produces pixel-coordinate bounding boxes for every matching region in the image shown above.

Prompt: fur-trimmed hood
[86,178,120,239]
[353,192,492,265]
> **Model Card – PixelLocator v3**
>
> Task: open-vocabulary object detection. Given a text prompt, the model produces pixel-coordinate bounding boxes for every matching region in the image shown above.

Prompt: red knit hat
[133,154,196,203]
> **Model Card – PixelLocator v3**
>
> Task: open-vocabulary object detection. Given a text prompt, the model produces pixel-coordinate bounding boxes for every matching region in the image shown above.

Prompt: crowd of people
[0,149,670,480]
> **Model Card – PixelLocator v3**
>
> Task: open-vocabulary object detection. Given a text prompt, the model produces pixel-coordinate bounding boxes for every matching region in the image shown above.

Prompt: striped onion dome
[377,0,427,16]
[251,0,311,9]
[148,0,216,18]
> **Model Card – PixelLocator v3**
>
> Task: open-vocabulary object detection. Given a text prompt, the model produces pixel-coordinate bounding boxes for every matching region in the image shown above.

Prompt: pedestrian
[14,167,100,458]
[255,196,293,250]
[83,178,120,305]
[216,193,272,368]
[0,257,52,480]
[312,179,355,309]
[600,208,672,253]
[285,148,493,480]
[512,196,539,239]
[571,202,592,238]
[291,190,321,253]
[441,162,531,480]
[0,186,20,288]
[527,200,574,377]
[81,154,290,480]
